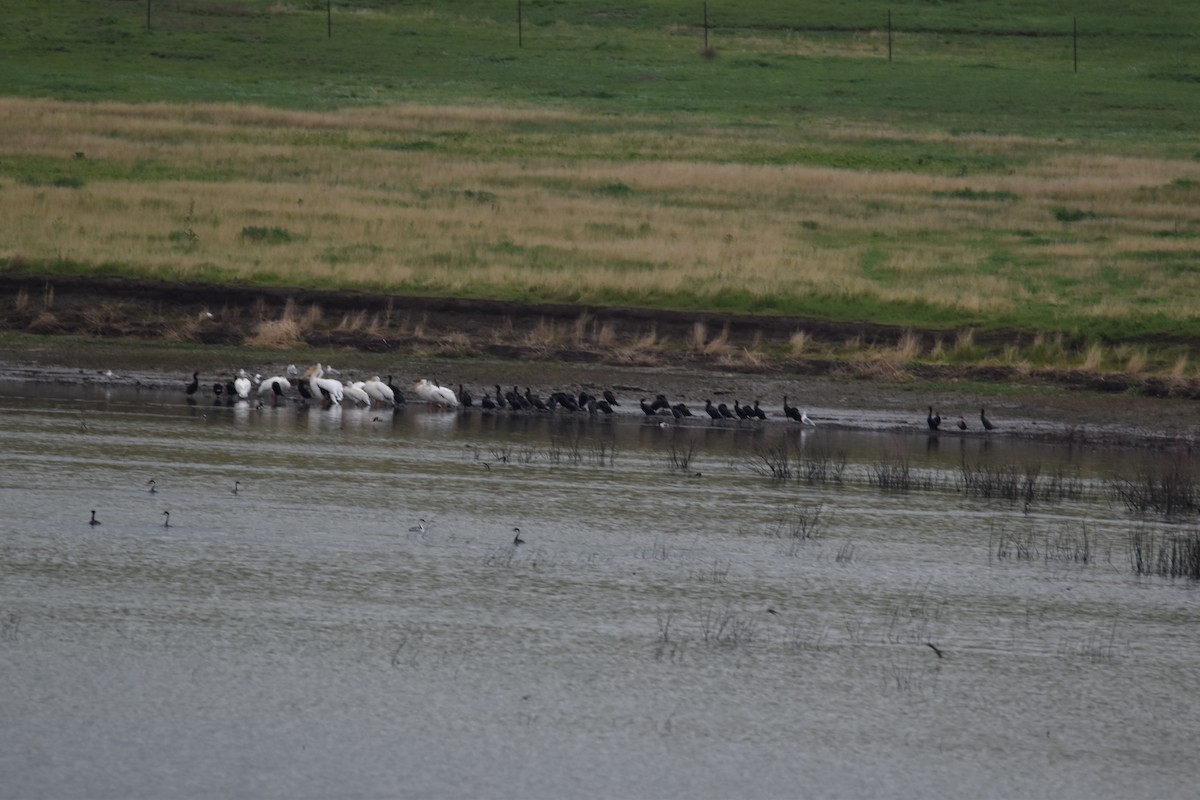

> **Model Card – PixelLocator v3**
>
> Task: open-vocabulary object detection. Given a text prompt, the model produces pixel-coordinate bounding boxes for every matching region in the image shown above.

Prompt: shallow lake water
[1,378,1197,799]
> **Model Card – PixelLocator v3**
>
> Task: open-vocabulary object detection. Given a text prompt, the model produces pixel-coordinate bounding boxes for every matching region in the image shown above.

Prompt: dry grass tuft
[596,321,617,349]
[161,317,202,342]
[335,310,381,333]
[524,317,564,347]
[1170,354,1189,381]
[845,358,910,382]
[435,331,473,354]
[718,348,767,369]
[789,330,810,356]
[895,329,921,362]
[632,324,660,350]
[245,317,303,348]
[573,312,593,346]
[1123,347,1147,375]
[703,323,735,355]
[1080,342,1104,371]
[954,328,975,355]
[303,303,323,328]
[26,311,61,334]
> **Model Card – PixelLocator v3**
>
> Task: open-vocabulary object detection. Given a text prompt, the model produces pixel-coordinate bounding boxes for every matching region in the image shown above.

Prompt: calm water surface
[1,380,1197,799]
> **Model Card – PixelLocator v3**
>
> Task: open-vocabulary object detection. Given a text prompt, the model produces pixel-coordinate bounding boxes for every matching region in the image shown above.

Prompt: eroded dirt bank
[1,273,1197,449]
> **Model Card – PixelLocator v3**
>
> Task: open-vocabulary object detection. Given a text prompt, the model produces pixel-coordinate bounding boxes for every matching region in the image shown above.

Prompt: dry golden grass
[596,321,617,349]
[789,330,810,356]
[4,97,1200,335]
[895,329,922,362]
[244,318,303,348]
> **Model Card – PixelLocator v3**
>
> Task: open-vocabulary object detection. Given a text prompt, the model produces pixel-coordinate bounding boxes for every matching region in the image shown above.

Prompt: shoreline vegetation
[2,1,1199,394]
[2,273,1198,402]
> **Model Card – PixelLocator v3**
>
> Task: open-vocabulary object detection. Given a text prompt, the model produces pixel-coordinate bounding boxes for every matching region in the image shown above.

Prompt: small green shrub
[240,226,294,244]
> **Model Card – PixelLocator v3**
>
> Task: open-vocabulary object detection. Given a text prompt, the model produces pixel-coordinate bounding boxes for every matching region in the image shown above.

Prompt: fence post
[704,2,709,51]
[888,10,893,62]
[518,0,523,48]
[146,0,151,30]
[1073,17,1078,73]
[327,0,332,39]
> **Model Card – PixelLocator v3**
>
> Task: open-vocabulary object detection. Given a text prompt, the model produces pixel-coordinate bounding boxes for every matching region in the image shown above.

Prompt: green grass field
[2,0,1199,372]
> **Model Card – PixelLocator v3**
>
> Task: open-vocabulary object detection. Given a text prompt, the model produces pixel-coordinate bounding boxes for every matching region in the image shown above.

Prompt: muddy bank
[4,273,1198,394]
[1,273,1197,449]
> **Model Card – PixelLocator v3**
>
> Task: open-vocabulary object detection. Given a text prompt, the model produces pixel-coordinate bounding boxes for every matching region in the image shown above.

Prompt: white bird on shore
[413,379,458,410]
[344,381,372,408]
[363,376,396,407]
[303,363,343,406]
[233,369,252,400]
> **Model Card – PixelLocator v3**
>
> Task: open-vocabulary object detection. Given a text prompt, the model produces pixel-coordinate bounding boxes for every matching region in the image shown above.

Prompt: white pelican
[413,378,435,403]
[233,369,252,400]
[413,379,459,409]
[344,381,372,408]
[303,363,343,406]
[363,376,395,407]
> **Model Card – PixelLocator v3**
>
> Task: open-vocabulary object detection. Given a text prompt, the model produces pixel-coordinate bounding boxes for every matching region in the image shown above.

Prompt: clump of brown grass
[844,358,910,382]
[335,310,382,334]
[1122,346,1147,375]
[303,303,323,328]
[573,312,592,346]
[13,287,29,312]
[718,348,767,369]
[702,323,735,356]
[596,321,617,349]
[26,311,62,334]
[435,331,475,355]
[953,328,975,355]
[633,324,659,350]
[1169,354,1189,382]
[789,330,810,356]
[524,317,564,347]
[161,316,202,342]
[1080,342,1104,371]
[245,317,303,348]
[895,329,921,362]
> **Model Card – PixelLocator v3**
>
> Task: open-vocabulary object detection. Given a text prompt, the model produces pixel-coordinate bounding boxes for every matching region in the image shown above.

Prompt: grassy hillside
[2,1,1199,372]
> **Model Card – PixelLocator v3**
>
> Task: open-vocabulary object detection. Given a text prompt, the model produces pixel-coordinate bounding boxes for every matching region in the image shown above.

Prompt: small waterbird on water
[512,527,525,546]
[89,510,101,526]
